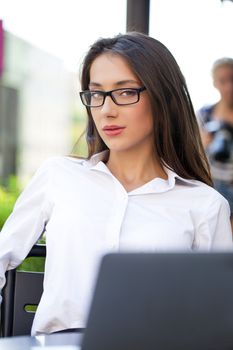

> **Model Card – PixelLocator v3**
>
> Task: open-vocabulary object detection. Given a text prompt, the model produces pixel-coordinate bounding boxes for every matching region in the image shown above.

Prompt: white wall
[150,0,233,110]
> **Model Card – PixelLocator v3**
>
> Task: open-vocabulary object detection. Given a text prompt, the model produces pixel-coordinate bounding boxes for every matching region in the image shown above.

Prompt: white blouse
[0,151,232,335]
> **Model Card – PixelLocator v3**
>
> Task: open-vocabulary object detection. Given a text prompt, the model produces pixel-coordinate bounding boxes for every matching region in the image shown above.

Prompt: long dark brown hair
[79,32,212,186]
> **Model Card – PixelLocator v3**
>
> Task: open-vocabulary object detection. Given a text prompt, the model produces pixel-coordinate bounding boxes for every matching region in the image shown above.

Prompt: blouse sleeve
[195,194,233,251]
[0,158,54,298]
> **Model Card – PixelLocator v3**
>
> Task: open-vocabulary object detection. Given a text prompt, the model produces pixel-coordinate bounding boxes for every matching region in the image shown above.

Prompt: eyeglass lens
[82,88,140,107]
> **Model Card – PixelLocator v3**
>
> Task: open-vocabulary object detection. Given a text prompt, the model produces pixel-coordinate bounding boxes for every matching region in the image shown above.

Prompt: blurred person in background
[0,33,232,335]
[197,58,233,231]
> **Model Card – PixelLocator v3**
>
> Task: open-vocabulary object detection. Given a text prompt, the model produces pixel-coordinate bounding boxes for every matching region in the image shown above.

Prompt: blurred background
[0,0,233,226]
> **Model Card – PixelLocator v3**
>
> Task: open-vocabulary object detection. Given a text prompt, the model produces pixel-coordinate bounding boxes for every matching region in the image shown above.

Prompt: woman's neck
[214,101,233,123]
[105,149,167,192]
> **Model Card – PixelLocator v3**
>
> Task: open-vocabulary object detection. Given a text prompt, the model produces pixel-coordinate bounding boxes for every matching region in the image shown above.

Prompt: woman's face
[89,53,154,155]
[213,65,233,106]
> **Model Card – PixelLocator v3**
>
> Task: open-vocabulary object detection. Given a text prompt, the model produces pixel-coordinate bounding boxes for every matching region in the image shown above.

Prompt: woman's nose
[100,95,118,117]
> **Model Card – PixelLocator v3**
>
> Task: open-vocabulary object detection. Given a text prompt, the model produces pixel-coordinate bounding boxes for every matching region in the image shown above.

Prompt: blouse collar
[85,151,200,194]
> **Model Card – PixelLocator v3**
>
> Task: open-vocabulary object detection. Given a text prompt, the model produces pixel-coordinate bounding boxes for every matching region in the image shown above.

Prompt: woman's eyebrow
[89,79,141,88]
[89,82,102,88]
[115,80,141,86]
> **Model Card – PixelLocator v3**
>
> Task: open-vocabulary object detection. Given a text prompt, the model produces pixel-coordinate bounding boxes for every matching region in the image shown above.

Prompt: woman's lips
[102,125,125,136]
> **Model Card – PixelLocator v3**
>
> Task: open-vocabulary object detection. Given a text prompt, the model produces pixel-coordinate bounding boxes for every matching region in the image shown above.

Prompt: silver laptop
[81,252,233,350]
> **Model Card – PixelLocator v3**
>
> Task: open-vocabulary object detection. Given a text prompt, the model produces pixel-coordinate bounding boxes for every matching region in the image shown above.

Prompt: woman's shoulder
[34,155,90,179]
[175,174,228,205]
[197,104,216,123]
[39,155,88,168]
[188,179,230,210]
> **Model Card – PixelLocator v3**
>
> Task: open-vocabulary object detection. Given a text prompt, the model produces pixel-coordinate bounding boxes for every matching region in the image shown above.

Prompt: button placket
[105,177,129,251]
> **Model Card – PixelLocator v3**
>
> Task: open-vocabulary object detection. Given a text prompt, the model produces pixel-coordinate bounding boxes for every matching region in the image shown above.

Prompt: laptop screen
[81,252,233,350]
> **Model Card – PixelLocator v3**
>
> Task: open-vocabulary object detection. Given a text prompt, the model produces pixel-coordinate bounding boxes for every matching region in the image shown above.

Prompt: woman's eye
[120,89,136,96]
[91,92,103,99]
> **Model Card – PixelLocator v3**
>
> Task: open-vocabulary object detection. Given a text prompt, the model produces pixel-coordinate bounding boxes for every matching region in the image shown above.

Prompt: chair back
[1,244,46,337]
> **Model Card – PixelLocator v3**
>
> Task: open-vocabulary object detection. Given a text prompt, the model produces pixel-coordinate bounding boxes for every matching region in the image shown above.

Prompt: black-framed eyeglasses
[79,87,146,107]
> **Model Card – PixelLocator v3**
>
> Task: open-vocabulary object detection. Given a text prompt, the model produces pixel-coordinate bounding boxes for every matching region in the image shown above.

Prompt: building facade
[0,29,76,182]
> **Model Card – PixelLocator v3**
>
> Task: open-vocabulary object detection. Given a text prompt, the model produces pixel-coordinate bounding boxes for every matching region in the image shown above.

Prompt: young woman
[0,32,232,335]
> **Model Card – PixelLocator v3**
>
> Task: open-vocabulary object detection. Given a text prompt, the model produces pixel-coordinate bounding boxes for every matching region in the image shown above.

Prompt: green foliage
[18,256,45,272]
[0,175,21,229]
[71,109,88,157]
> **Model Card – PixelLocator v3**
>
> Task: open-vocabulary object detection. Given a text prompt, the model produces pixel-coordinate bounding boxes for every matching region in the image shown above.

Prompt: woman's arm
[0,159,54,297]
[194,193,232,251]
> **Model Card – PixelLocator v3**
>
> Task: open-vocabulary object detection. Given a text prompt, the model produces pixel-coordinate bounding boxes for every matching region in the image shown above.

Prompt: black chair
[0,244,46,337]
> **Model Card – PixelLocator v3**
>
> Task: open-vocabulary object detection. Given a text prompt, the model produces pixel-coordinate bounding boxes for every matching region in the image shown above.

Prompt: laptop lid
[81,252,233,350]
